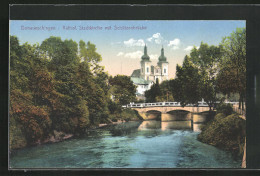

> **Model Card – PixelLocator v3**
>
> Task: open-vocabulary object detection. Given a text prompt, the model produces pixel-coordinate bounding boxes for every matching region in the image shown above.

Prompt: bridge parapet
[125,101,239,121]
[132,106,211,114]
[123,101,239,109]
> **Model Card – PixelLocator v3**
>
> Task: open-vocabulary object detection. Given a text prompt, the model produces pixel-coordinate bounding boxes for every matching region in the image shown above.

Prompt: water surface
[10,121,240,168]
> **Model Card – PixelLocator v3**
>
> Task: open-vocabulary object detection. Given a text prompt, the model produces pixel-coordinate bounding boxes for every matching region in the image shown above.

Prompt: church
[130,45,169,99]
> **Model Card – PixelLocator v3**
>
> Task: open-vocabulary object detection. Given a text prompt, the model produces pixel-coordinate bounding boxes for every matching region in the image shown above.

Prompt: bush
[198,113,246,158]
[216,103,234,116]
[121,109,140,121]
[9,116,27,150]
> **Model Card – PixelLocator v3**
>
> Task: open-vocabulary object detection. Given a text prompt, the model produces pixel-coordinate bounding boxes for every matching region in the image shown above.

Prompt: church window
[156,69,158,73]
[147,67,149,73]
[164,68,166,73]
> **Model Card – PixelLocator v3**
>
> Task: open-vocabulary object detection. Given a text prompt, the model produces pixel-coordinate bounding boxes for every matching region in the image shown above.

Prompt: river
[9,121,240,168]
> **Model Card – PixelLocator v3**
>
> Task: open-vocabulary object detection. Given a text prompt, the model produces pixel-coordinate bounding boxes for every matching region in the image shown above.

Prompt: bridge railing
[122,101,239,108]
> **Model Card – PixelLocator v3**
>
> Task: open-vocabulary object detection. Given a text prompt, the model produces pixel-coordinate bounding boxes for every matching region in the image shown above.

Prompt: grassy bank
[197,104,246,158]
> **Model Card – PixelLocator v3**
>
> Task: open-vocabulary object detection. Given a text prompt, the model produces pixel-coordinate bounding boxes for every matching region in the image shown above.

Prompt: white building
[130,45,169,99]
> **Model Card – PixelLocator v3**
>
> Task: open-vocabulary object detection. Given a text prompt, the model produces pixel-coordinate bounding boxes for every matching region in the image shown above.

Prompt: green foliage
[108,99,122,114]
[171,56,202,106]
[145,78,161,102]
[79,40,102,73]
[189,43,223,109]
[170,28,245,110]
[217,27,246,110]
[216,103,234,116]
[154,80,174,102]
[10,89,52,143]
[109,75,137,105]
[40,36,79,67]
[198,113,246,157]
[9,112,28,149]
[9,35,117,149]
[120,109,141,121]
[108,109,140,122]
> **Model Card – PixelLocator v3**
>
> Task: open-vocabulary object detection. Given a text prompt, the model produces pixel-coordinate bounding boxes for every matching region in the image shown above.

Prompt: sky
[10,20,246,78]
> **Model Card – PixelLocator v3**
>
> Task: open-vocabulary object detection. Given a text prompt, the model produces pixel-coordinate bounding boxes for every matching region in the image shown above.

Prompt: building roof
[131,77,153,85]
[158,47,168,63]
[131,69,141,77]
[141,45,150,61]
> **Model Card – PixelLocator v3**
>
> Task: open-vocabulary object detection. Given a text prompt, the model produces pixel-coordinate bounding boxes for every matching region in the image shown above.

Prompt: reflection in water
[10,121,240,168]
[108,121,142,136]
[138,120,198,131]
[138,120,161,130]
[193,123,202,132]
[161,121,191,131]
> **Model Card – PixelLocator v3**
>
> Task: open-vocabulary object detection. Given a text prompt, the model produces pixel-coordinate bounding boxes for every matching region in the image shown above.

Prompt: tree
[145,78,161,102]
[109,75,137,105]
[217,28,246,110]
[10,37,53,144]
[75,61,109,125]
[40,36,79,68]
[155,80,174,102]
[189,43,223,110]
[9,35,124,147]
[172,56,202,106]
[10,37,32,92]
[79,40,102,74]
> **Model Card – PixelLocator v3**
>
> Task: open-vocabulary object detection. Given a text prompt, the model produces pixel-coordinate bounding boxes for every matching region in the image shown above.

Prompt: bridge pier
[192,113,207,123]
[161,112,191,122]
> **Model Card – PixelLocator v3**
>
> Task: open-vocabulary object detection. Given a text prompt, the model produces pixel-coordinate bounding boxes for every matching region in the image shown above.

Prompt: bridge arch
[146,110,162,114]
[166,109,191,114]
[145,110,161,121]
[162,110,192,121]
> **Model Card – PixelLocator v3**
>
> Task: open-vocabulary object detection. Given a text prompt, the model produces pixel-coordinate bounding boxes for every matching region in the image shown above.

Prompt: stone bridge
[124,101,239,122]
[132,106,211,122]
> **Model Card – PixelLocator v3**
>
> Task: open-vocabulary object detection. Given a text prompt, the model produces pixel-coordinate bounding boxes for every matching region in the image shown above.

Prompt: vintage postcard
[9,20,246,169]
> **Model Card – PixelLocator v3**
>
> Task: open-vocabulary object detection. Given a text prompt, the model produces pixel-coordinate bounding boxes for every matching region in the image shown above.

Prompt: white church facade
[130,45,169,99]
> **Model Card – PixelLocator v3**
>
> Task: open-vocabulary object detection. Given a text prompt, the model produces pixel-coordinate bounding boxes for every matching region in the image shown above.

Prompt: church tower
[157,46,168,82]
[140,44,152,81]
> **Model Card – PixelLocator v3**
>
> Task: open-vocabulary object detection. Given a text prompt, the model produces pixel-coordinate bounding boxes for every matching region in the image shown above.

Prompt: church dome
[158,47,167,62]
[141,45,150,61]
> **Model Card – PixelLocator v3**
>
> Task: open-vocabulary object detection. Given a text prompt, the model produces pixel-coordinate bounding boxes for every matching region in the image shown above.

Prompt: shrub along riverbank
[197,104,246,158]
[10,108,141,150]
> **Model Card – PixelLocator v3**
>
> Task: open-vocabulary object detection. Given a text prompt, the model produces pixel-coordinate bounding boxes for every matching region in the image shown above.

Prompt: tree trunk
[239,95,241,110]
[241,94,245,112]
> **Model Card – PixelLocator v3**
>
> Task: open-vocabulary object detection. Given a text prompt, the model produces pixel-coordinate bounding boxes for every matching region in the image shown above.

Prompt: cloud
[124,51,143,59]
[168,39,180,50]
[147,33,163,44]
[124,38,145,47]
[184,46,193,51]
[172,46,179,50]
[147,37,153,42]
[184,46,199,51]
[117,52,124,56]
[150,54,159,60]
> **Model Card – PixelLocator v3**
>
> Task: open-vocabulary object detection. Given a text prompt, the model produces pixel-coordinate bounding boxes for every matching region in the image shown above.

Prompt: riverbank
[10,108,142,151]
[37,120,135,145]
[197,112,246,159]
